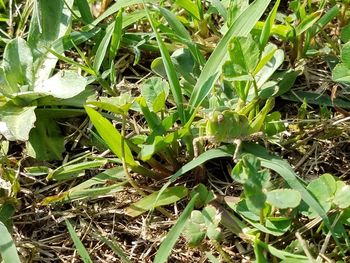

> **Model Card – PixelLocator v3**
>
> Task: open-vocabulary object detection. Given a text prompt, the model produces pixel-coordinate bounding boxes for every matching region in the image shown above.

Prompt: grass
[1,0,350,262]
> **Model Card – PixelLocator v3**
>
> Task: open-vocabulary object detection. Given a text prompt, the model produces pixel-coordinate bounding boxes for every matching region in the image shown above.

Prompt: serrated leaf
[266,189,301,209]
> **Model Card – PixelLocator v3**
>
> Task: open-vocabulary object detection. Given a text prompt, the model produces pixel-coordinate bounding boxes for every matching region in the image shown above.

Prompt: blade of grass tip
[153,193,199,263]
[158,6,205,66]
[143,2,186,124]
[143,3,186,124]
[259,0,280,49]
[188,0,271,114]
[0,222,20,263]
[65,220,93,263]
[109,9,123,83]
[93,22,114,73]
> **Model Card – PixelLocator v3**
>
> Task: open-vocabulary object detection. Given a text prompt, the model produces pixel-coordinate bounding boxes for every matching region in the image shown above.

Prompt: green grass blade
[84,106,161,180]
[125,186,188,217]
[152,147,233,219]
[85,106,137,166]
[91,231,132,263]
[0,222,20,263]
[158,7,205,65]
[93,24,114,73]
[153,193,199,263]
[91,0,157,26]
[65,220,93,263]
[109,9,123,64]
[189,0,271,113]
[259,0,280,49]
[144,3,185,123]
[75,0,94,24]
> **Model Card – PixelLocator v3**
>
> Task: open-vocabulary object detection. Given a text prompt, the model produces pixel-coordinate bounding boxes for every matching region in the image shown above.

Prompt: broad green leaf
[2,38,34,93]
[85,106,161,180]
[334,184,350,209]
[0,203,15,230]
[141,77,169,112]
[0,103,36,141]
[137,97,166,135]
[140,133,178,161]
[84,106,137,167]
[332,63,350,83]
[125,186,188,217]
[304,173,336,217]
[28,0,74,84]
[189,0,271,112]
[26,116,65,161]
[341,23,350,43]
[341,41,350,67]
[266,189,301,209]
[263,111,285,136]
[0,222,20,263]
[223,35,260,79]
[183,210,206,247]
[153,193,199,263]
[34,70,87,99]
[65,220,93,263]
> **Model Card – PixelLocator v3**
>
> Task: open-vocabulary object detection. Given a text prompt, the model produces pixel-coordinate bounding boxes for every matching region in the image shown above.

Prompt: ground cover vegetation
[1,0,350,262]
